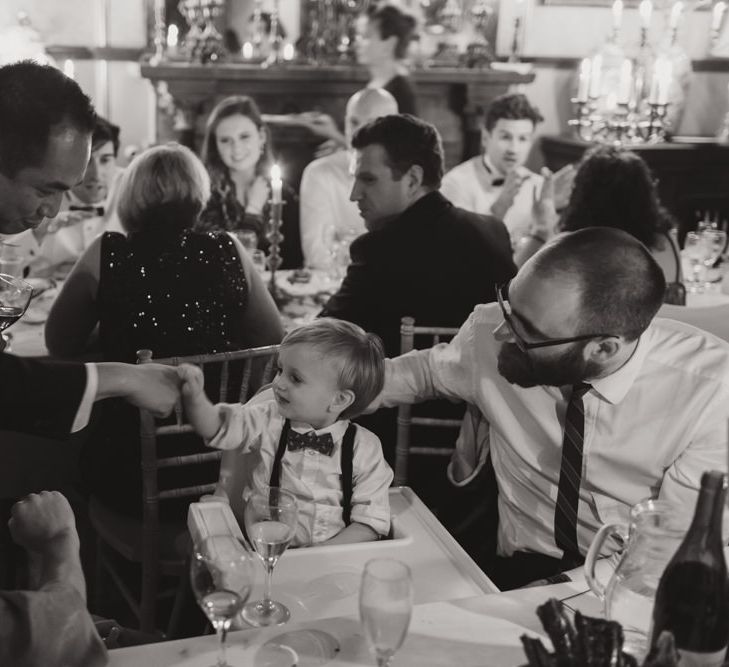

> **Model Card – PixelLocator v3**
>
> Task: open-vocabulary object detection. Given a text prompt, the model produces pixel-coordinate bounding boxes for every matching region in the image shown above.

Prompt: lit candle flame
[669,1,683,30]
[167,24,179,49]
[612,0,623,31]
[63,59,75,80]
[283,43,295,61]
[639,0,652,29]
[270,164,283,205]
[712,1,727,32]
[242,42,253,59]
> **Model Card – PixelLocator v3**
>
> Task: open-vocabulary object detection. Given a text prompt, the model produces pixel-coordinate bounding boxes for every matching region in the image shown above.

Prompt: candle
[669,1,683,30]
[618,58,633,105]
[166,24,179,50]
[270,164,282,205]
[639,0,653,29]
[612,0,624,32]
[242,41,253,59]
[576,57,591,102]
[649,57,672,105]
[283,43,295,61]
[589,54,603,99]
[712,1,727,32]
[63,59,75,80]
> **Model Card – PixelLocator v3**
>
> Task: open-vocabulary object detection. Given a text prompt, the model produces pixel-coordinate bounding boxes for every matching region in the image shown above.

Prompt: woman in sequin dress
[196,95,303,268]
[45,143,284,519]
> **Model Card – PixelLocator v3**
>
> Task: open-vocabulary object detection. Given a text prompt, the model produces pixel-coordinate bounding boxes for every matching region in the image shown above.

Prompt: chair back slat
[394,319,462,486]
[238,357,253,403]
[157,451,223,469]
[159,483,217,500]
[219,359,230,403]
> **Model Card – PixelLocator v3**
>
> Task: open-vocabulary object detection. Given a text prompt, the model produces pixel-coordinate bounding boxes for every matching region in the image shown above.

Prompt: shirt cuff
[70,363,98,433]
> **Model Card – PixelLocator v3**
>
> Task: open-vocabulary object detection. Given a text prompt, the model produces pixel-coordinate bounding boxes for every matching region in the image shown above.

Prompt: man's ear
[330,389,355,415]
[406,164,424,193]
[586,337,622,364]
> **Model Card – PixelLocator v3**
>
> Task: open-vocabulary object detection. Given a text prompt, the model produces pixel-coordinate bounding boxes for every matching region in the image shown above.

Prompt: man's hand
[125,363,181,417]
[9,491,77,553]
[552,163,576,211]
[531,168,559,239]
[490,170,529,221]
[96,362,181,418]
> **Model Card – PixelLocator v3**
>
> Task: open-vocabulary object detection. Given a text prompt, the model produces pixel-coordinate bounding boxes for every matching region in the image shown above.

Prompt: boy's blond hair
[282,318,385,420]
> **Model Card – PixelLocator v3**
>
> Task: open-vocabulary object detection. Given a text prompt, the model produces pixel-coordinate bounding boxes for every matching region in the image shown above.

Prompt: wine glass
[0,273,33,352]
[701,229,727,289]
[250,249,268,275]
[241,486,298,627]
[684,231,707,293]
[359,558,413,667]
[190,535,254,667]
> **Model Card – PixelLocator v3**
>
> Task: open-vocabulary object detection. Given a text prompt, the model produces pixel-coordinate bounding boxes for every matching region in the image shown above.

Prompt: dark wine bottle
[649,470,729,667]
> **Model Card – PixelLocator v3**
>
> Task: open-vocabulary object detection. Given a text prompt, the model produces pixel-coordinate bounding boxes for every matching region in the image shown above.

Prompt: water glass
[241,487,298,627]
[190,536,254,667]
[235,229,259,252]
[359,558,413,667]
[0,243,24,279]
[684,232,707,292]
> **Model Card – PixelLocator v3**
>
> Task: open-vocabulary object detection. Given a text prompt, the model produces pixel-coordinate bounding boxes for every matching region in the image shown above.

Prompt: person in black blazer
[320,114,516,356]
[0,60,182,666]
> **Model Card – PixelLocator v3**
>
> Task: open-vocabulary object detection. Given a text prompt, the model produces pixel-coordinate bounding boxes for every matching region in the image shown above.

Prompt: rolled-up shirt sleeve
[0,585,107,667]
[350,429,393,537]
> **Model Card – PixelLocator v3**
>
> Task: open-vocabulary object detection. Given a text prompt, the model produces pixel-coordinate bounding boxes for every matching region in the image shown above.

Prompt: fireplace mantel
[140,60,535,177]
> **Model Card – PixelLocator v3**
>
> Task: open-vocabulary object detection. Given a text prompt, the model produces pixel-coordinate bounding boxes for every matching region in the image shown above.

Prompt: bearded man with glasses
[371,226,729,589]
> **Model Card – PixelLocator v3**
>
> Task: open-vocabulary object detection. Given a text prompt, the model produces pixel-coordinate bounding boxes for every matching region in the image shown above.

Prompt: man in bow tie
[441,93,575,249]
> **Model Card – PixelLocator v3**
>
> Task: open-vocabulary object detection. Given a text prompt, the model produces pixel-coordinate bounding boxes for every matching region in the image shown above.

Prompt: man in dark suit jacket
[320,113,516,356]
[0,60,182,667]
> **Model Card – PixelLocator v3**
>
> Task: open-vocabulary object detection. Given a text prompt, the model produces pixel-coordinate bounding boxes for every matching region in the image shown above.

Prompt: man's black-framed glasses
[495,281,618,352]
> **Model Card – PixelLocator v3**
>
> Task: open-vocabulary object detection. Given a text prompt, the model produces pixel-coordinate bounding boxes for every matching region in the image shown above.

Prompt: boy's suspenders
[269,419,357,526]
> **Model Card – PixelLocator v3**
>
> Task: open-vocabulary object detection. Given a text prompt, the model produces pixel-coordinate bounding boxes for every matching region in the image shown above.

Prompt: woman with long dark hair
[196,95,302,268]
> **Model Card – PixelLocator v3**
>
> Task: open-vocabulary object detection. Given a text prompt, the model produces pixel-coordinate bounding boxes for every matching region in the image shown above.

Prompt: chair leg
[166,557,192,639]
[140,559,159,635]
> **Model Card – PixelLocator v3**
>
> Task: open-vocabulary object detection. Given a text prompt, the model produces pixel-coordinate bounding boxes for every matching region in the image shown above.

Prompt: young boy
[178,318,393,547]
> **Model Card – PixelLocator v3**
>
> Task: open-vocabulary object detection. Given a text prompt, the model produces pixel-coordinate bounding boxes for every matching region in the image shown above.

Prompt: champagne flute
[241,486,298,627]
[0,273,33,352]
[359,558,413,667]
[190,535,254,667]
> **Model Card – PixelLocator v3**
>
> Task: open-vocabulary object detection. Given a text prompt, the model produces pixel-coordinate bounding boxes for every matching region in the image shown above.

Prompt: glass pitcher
[584,499,689,659]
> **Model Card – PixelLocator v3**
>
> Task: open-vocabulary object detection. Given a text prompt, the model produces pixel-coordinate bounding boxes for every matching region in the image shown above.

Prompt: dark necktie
[287,429,335,456]
[554,383,591,562]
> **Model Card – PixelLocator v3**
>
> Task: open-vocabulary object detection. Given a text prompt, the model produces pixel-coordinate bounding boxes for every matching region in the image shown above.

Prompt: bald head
[345,88,398,145]
[526,227,666,341]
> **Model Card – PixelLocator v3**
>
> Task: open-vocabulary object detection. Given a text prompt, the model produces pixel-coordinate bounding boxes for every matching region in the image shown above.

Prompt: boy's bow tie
[287,430,335,456]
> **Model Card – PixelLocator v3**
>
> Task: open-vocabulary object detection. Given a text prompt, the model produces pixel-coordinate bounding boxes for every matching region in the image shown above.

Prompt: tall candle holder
[263,0,284,68]
[266,200,286,305]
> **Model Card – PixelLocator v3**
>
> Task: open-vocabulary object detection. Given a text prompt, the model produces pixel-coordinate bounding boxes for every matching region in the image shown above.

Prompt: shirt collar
[587,328,651,405]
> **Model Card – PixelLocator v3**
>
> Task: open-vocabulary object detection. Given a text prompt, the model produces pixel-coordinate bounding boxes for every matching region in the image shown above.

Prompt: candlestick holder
[645,101,669,143]
[568,98,597,142]
[263,0,284,68]
[266,200,287,305]
[509,16,521,63]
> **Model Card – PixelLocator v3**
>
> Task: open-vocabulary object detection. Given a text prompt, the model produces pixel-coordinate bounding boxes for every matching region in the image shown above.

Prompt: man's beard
[497,341,600,388]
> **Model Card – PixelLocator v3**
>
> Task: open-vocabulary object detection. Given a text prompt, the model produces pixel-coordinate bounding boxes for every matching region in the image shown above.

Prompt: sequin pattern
[98,230,249,362]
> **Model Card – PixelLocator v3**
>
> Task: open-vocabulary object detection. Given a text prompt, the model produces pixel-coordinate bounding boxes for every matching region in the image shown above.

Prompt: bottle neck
[684,476,726,551]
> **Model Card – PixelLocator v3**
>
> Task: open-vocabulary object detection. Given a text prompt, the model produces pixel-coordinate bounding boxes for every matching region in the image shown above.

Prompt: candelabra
[177,0,226,64]
[569,97,669,145]
[262,0,283,68]
[266,201,286,305]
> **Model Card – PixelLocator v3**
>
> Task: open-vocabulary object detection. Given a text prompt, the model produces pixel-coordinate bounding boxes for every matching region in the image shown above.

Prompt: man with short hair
[441,93,574,247]
[299,88,398,269]
[0,60,180,666]
[320,113,516,356]
[375,227,729,589]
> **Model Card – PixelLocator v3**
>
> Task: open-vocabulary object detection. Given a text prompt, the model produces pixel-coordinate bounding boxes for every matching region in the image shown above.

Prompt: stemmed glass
[359,558,413,667]
[241,486,298,627]
[189,535,254,667]
[0,273,33,351]
[701,229,727,289]
[684,232,708,293]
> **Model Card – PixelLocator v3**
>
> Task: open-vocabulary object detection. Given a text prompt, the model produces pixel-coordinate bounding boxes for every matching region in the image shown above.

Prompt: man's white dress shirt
[299,150,366,270]
[440,156,542,247]
[378,303,729,559]
[208,397,393,546]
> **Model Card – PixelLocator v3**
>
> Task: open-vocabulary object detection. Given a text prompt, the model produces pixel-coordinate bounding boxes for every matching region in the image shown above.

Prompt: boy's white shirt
[205,391,392,546]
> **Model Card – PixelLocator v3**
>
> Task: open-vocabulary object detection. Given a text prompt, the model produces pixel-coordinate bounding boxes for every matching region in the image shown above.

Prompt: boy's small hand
[177,363,205,399]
